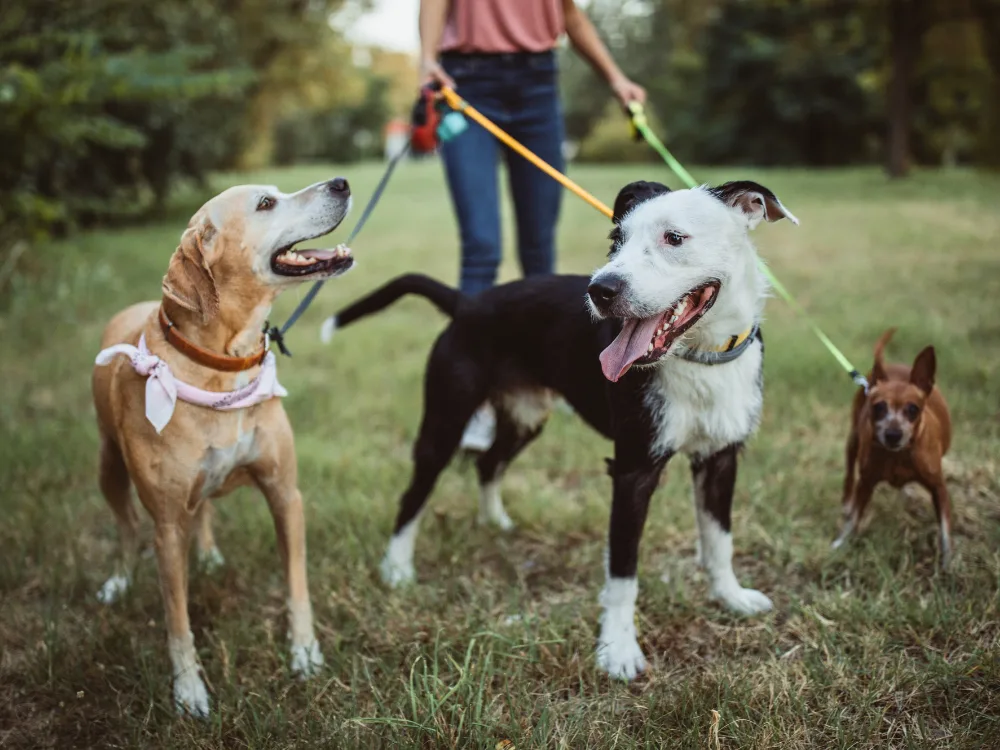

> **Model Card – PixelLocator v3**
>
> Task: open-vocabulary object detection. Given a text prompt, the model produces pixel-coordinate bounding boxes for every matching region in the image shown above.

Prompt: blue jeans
[440,51,565,295]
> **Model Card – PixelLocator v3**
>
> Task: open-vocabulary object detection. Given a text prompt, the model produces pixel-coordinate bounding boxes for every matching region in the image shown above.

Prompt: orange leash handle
[438,86,614,219]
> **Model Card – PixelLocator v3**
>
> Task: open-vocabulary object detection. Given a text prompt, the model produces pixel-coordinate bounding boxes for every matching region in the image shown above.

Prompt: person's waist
[439,50,555,66]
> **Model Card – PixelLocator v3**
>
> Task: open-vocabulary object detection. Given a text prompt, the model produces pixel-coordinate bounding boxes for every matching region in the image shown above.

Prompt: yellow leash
[439,87,615,218]
[438,86,868,390]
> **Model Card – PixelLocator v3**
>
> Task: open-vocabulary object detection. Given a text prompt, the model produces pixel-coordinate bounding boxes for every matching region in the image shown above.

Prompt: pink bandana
[95,334,287,434]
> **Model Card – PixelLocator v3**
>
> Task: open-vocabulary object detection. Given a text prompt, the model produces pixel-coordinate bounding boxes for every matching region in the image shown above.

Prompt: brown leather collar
[158,307,267,372]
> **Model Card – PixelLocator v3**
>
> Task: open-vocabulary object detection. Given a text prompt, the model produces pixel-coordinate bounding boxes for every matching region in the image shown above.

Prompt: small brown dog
[833,328,952,567]
[92,178,353,716]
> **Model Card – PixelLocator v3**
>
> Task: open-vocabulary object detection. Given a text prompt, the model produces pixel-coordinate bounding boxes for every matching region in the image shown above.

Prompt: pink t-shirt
[440,0,565,54]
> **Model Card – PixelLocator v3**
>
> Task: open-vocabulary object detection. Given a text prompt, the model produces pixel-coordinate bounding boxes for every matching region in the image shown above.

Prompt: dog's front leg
[152,517,210,718]
[253,460,323,679]
[691,445,773,616]
[927,477,953,570]
[597,454,667,681]
[832,471,877,551]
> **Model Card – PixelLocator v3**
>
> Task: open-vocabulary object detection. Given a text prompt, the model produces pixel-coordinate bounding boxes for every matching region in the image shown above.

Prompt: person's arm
[562,0,646,106]
[419,0,455,88]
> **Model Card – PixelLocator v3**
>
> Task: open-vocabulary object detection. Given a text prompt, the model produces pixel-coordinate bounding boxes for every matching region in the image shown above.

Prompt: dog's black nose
[883,428,903,447]
[328,177,349,194]
[588,275,626,311]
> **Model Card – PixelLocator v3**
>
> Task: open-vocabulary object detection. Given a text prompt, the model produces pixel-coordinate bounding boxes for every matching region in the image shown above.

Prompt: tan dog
[833,328,953,568]
[92,178,353,717]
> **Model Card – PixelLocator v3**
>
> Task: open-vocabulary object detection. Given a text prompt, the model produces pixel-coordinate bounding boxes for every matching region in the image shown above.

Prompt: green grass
[2,162,999,749]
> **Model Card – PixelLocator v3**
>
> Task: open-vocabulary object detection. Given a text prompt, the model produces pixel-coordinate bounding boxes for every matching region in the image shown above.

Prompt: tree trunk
[885,0,923,178]
[972,0,1000,168]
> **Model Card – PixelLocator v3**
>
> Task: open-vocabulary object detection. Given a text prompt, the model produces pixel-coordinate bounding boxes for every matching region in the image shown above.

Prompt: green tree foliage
[0,0,353,249]
[568,0,997,171]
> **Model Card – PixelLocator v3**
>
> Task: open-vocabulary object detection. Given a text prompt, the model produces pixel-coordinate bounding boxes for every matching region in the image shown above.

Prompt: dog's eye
[872,402,888,420]
[904,403,920,421]
[664,231,685,247]
[256,196,276,211]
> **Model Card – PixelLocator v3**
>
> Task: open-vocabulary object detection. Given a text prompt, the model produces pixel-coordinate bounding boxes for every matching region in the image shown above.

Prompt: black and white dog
[322,180,797,679]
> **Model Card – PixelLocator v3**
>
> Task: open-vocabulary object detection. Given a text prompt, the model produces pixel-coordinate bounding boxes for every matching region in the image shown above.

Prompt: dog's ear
[871,326,896,384]
[910,346,936,394]
[612,181,671,225]
[162,216,220,322]
[709,181,799,229]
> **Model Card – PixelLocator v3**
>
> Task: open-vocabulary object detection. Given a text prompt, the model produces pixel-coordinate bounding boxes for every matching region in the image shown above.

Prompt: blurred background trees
[1,0,996,252]
[562,0,998,174]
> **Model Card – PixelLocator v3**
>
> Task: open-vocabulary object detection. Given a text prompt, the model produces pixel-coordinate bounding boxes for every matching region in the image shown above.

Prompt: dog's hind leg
[194,500,225,573]
[381,354,485,587]
[691,445,773,616]
[96,436,140,604]
[475,392,550,530]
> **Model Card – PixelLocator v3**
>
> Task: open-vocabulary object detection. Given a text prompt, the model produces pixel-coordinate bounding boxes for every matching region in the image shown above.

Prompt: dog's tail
[321,274,460,343]
[871,327,897,377]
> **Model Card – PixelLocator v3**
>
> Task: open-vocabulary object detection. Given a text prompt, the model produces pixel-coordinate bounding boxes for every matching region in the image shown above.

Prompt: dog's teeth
[647,343,654,353]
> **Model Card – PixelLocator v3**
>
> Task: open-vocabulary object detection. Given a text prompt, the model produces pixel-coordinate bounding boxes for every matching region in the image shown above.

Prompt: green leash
[627,102,869,391]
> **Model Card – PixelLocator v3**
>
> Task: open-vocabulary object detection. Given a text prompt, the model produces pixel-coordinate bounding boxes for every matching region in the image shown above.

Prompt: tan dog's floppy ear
[710,181,800,229]
[910,346,936,394]
[162,218,219,321]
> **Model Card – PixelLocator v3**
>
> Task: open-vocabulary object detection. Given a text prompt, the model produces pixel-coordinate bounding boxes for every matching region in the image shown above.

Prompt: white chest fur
[645,340,763,458]
[199,426,258,497]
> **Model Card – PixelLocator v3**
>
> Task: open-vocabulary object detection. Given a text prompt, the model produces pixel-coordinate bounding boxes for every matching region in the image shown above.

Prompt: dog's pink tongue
[599,316,662,382]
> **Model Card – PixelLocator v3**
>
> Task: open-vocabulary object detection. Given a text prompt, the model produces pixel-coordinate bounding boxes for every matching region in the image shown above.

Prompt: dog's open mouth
[599,281,720,382]
[271,243,354,278]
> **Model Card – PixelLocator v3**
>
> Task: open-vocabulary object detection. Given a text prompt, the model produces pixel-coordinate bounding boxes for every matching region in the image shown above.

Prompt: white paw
[97,574,130,604]
[290,641,324,679]
[173,670,210,718]
[198,546,225,573]
[712,585,773,616]
[380,555,415,588]
[478,509,515,532]
[596,633,648,681]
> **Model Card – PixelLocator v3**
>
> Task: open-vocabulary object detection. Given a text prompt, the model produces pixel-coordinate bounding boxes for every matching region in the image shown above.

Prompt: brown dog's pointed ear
[162,218,219,321]
[871,327,896,384]
[910,346,936,394]
[709,181,799,229]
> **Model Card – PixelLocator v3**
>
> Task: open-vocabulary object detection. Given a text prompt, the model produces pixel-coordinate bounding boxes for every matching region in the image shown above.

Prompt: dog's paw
[596,634,648,681]
[290,641,324,679]
[173,670,210,719]
[712,585,773,616]
[477,508,515,532]
[96,574,130,604]
[197,546,225,573]
[380,556,415,588]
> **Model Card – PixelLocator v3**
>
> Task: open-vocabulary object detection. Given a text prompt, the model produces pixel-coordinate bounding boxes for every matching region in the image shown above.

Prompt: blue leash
[267,143,410,356]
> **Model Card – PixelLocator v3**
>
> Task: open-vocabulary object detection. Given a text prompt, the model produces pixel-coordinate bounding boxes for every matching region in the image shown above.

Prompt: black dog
[322,180,798,678]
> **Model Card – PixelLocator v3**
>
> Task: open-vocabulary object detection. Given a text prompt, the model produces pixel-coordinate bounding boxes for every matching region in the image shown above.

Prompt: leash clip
[849,369,870,394]
[265,322,292,357]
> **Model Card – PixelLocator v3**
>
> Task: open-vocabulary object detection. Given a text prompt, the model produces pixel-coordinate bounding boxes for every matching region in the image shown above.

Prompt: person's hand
[610,75,646,108]
[420,57,455,90]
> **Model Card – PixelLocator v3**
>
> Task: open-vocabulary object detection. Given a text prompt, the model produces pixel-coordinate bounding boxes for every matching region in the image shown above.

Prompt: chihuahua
[833,328,952,568]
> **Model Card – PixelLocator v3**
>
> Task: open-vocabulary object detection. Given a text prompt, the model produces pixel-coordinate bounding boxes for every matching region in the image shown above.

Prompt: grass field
[2,162,999,749]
